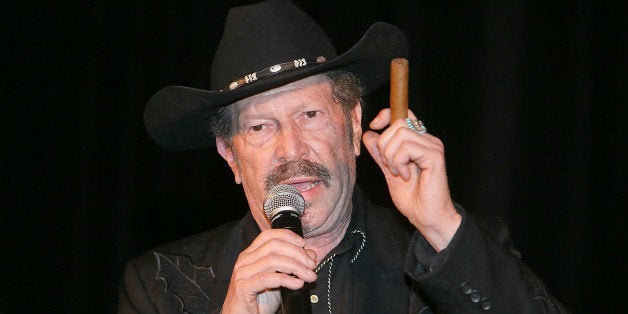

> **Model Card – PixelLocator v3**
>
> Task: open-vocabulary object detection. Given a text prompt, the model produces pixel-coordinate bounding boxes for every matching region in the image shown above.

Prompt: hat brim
[144,22,408,151]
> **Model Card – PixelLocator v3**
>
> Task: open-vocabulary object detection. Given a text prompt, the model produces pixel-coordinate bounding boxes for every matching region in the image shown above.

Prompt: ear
[351,101,363,156]
[216,137,242,184]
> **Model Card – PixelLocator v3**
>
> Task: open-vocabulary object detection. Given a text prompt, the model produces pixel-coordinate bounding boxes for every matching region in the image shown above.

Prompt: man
[118,0,569,313]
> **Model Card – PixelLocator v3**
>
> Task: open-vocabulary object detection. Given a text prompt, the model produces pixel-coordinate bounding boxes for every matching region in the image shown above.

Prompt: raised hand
[362,108,461,251]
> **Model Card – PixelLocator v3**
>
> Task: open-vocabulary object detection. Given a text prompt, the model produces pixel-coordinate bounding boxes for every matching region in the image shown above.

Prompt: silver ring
[405,118,427,135]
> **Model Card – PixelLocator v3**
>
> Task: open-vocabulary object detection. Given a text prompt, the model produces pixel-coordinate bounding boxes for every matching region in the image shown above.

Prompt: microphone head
[263,184,305,220]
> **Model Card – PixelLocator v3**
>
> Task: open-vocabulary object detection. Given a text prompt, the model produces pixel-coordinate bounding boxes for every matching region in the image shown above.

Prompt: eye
[304,110,319,119]
[250,124,264,132]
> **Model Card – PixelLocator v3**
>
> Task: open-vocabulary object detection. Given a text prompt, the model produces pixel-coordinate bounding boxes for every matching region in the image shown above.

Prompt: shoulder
[363,197,414,238]
[123,218,243,283]
[118,218,246,312]
[153,219,241,258]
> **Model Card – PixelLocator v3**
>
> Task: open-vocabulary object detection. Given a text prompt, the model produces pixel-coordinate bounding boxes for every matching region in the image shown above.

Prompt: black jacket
[118,188,569,313]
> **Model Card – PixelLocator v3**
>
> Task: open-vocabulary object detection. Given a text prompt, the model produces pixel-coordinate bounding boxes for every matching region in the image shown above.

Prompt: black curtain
[2,1,625,313]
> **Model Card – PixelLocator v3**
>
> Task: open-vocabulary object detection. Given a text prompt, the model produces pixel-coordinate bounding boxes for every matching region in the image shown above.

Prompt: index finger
[370,108,418,131]
[246,228,306,253]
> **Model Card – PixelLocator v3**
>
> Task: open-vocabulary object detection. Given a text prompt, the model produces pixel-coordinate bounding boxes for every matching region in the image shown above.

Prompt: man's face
[216,77,363,238]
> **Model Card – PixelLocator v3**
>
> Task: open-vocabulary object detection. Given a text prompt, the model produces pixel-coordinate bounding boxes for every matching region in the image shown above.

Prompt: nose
[274,124,309,163]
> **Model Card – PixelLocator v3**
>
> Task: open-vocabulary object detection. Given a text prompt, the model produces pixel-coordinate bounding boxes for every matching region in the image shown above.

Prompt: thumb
[305,249,318,267]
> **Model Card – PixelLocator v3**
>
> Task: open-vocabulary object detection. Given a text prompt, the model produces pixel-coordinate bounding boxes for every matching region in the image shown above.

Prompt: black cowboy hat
[144,0,409,151]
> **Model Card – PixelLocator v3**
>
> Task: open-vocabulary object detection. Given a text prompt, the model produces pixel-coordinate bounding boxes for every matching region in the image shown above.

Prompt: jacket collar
[354,187,411,270]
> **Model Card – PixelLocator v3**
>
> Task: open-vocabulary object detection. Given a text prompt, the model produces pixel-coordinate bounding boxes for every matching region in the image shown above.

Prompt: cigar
[390,58,409,125]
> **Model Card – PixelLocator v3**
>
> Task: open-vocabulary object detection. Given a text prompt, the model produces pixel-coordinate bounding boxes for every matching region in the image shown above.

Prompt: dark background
[2,0,626,313]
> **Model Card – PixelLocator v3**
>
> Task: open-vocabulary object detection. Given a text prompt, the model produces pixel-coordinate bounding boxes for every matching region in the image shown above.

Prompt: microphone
[263,184,312,314]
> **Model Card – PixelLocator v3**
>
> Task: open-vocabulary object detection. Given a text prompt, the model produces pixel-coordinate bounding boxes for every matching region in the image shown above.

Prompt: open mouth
[265,160,332,192]
[288,180,321,193]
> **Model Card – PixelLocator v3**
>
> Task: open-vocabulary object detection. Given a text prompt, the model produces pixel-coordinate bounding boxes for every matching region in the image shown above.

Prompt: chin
[300,211,321,236]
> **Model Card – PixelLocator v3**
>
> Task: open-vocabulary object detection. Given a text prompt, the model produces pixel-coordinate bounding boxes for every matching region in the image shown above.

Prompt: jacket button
[310,294,319,303]
[460,282,473,295]
[480,298,492,310]
[469,290,482,303]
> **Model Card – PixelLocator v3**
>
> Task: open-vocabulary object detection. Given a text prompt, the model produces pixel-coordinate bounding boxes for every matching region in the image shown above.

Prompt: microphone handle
[271,212,313,314]
[280,287,312,314]
[271,210,304,236]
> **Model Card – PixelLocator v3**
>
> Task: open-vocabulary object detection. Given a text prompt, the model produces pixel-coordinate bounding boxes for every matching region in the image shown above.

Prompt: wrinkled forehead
[231,74,331,115]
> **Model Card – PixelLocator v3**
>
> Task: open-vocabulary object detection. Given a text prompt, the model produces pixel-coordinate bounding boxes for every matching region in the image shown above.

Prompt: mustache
[264,160,331,192]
